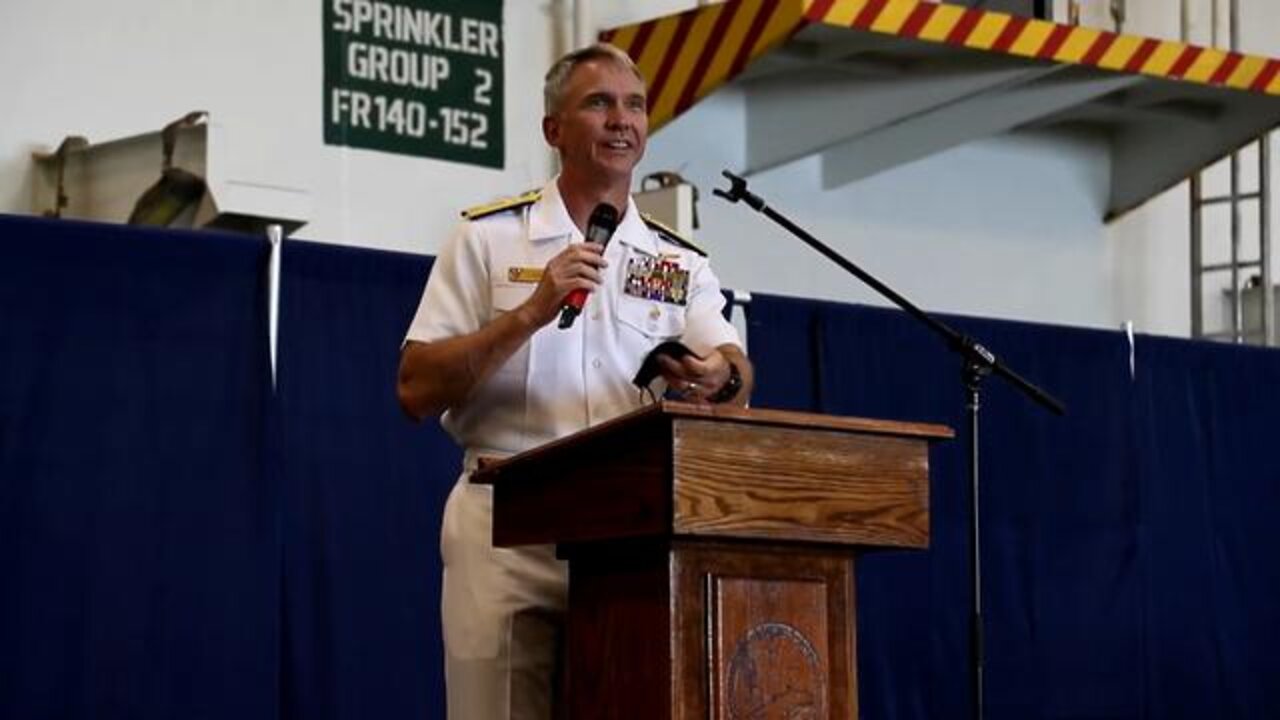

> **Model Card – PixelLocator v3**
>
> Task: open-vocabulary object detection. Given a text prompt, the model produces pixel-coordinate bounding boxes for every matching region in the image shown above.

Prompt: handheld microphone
[558,203,619,329]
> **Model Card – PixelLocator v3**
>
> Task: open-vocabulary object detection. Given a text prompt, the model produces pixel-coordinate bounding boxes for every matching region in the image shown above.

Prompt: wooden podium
[472,401,952,719]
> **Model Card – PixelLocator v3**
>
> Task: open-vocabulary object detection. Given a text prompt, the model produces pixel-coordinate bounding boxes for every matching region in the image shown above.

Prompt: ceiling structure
[602,0,1280,220]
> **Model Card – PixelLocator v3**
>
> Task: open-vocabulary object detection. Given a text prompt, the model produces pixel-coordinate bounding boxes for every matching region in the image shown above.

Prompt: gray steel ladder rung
[1196,192,1262,205]
[1201,260,1262,273]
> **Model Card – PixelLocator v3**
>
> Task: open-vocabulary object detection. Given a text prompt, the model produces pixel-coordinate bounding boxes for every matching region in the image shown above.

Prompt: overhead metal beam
[745,54,1058,176]
[1107,86,1280,220]
[819,69,1141,191]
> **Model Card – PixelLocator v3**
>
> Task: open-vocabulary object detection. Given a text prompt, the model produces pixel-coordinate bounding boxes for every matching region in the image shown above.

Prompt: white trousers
[440,479,568,720]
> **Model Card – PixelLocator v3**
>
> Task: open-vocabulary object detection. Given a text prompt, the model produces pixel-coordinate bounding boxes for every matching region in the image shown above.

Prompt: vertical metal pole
[1231,151,1243,342]
[1229,0,1238,49]
[1263,136,1275,346]
[965,372,984,720]
[1191,173,1203,338]
[574,0,592,49]
[1229,0,1243,341]
[1184,0,1202,339]
[1211,0,1220,47]
[1110,0,1126,33]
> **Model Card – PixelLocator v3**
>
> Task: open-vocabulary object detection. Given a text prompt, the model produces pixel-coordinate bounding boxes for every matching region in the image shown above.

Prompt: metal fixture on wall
[41,135,88,219]
[128,111,208,227]
[942,1,1051,19]
[1110,0,1126,32]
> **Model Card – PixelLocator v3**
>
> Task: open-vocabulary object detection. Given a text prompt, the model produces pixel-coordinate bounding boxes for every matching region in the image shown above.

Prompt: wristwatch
[708,361,743,404]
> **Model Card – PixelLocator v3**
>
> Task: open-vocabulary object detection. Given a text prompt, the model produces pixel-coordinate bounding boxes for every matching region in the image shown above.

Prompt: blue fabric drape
[0,217,277,718]
[747,294,1280,719]
[4,216,1278,719]
[275,240,456,720]
[1130,336,1280,718]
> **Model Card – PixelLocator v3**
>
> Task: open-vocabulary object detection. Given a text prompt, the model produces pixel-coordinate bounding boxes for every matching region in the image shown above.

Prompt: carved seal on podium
[727,622,826,719]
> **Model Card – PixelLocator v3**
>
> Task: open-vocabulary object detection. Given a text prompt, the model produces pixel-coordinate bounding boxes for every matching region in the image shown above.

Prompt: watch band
[708,361,742,404]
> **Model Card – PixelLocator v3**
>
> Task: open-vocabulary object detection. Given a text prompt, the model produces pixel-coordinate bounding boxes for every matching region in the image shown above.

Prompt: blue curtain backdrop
[746,295,1280,719]
[275,240,456,720]
[0,217,277,718]
[2,215,1278,719]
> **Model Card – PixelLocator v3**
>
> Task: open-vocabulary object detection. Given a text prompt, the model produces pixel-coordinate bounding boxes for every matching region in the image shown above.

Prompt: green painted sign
[324,0,504,168]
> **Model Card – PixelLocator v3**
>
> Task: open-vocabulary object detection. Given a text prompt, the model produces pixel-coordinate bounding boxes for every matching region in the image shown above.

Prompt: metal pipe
[1262,135,1275,346]
[575,0,592,48]
[1191,172,1203,338]
[1229,0,1243,341]
[1110,0,1126,33]
[1230,0,1239,51]
[1223,0,1233,49]
[1231,149,1243,342]
[1212,0,1220,47]
[1185,0,1199,339]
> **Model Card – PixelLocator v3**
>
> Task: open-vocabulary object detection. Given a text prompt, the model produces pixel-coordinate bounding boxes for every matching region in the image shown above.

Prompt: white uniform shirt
[404,178,741,458]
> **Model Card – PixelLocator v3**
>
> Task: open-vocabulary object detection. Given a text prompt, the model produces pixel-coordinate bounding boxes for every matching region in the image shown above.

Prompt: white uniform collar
[527,178,575,242]
[527,177,657,256]
[612,198,657,256]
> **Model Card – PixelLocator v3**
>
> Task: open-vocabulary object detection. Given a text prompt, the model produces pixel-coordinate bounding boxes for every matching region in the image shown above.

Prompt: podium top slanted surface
[473,400,952,482]
[475,402,952,551]
[654,400,951,437]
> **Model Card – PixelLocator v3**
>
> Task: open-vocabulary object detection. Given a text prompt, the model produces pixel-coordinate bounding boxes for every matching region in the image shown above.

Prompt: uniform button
[592,310,602,320]
[592,358,603,369]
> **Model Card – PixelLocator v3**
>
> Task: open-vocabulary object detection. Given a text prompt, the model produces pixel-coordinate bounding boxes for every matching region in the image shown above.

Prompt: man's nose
[605,105,630,129]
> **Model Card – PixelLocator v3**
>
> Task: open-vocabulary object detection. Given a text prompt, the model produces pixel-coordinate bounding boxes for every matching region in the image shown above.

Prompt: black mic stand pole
[714,170,1064,720]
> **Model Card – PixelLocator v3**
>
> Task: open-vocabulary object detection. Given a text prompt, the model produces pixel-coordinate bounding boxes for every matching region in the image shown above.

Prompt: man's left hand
[655,348,732,404]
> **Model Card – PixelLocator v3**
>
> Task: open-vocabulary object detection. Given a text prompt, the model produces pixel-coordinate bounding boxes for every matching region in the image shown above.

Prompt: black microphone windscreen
[586,203,619,245]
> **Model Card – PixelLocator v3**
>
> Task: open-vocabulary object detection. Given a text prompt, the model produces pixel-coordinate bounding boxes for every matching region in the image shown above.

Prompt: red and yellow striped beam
[601,0,1280,132]
[601,0,809,131]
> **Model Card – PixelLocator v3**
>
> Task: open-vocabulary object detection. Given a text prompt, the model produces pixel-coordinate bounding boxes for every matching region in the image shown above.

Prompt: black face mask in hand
[631,340,696,391]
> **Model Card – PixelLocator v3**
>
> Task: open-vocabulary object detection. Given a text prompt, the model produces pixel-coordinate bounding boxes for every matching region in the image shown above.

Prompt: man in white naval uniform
[397,43,753,720]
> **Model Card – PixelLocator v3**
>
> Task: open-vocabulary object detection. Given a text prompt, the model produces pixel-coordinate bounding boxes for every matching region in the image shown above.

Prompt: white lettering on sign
[331,88,489,149]
[332,0,500,58]
[347,42,451,90]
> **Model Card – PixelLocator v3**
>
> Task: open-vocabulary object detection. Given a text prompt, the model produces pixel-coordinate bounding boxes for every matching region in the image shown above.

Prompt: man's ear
[542,115,559,149]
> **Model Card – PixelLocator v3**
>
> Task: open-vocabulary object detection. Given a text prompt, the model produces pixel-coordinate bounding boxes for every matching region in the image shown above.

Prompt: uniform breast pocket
[615,294,686,350]
[491,283,534,318]
[489,283,535,378]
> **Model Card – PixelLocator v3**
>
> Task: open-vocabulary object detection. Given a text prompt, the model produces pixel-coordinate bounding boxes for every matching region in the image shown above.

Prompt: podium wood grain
[473,402,951,719]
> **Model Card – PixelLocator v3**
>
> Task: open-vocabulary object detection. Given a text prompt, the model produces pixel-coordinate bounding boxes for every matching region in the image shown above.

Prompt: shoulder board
[641,213,706,257]
[461,189,541,220]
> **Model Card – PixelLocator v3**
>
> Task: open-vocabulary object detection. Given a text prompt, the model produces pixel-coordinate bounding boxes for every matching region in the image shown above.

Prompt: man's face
[544,58,648,184]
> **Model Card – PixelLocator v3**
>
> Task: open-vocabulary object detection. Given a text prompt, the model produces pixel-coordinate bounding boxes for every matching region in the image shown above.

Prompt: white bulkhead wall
[1,0,1276,337]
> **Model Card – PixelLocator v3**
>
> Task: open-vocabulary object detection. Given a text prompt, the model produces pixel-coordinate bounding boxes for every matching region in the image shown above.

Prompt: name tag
[506,266,544,284]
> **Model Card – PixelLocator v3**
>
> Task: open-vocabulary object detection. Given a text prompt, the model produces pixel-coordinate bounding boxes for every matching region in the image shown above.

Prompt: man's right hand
[519,242,609,327]
[399,242,611,422]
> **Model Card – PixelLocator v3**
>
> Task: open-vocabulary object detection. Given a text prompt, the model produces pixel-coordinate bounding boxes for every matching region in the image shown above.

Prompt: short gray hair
[543,43,645,116]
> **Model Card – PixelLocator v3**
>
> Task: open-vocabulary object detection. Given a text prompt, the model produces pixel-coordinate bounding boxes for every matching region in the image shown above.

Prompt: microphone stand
[714,170,1064,720]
